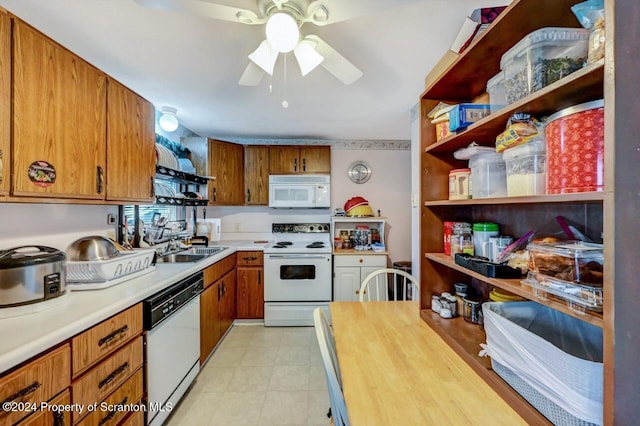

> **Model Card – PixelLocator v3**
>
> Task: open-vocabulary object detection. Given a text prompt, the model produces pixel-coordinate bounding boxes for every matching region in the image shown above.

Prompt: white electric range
[264,223,332,326]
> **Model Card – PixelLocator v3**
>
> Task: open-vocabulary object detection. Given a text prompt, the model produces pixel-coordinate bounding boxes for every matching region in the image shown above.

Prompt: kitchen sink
[155,246,228,263]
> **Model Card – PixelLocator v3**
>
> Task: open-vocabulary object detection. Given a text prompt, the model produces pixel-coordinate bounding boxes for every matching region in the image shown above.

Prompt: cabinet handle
[213,187,217,202]
[258,270,261,285]
[359,258,363,263]
[293,158,297,172]
[0,381,40,409]
[302,158,306,172]
[218,284,221,301]
[222,281,226,297]
[98,396,128,426]
[98,362,129,389]
[150,176,155,198]
[0,148,3,184]
[247,188,251,203]
[98,325,129,346]
[96,166,104,194]
[355,290,366,295]
[243,256,257,261]
[53,409,65,426]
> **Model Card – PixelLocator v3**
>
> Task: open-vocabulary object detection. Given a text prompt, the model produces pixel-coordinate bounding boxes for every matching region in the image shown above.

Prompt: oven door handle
[267,254,329,260]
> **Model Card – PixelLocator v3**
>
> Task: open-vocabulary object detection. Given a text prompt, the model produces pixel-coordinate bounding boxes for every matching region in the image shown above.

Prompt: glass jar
[450,222,474,257]
[462,296,483,324]
[431,295,442,313]
[371,229,381,244]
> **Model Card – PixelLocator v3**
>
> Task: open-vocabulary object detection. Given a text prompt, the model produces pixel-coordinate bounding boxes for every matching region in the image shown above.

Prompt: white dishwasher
[144,272,202,426]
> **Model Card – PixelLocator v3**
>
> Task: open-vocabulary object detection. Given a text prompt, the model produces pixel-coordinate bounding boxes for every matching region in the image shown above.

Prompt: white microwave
[269,175,330,208]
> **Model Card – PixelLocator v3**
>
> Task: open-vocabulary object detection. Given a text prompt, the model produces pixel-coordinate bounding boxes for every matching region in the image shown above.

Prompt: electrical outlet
[107,213,117,225]
[234,222,241,232]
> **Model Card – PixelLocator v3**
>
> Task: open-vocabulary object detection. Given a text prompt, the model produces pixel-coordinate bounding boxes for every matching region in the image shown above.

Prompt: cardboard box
[424,50,458,89]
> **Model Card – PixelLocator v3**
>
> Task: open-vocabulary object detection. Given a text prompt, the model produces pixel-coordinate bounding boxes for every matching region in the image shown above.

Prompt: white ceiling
[0,0,507,141]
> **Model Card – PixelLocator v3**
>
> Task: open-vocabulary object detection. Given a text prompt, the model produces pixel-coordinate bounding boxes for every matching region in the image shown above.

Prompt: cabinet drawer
[75,369,143,426]
[334,255,387,268]
[119,409,144,426]
[19,389,71,426]
[0,344,70,425]
[236,251,263,266]
[72,337,143,411]
[72,304,142,377]
[203,253,236,288]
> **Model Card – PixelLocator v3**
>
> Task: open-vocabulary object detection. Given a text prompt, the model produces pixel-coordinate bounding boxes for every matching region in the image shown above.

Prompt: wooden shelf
[425,253,603,328]
[424,60,604,154]
[422,0,587,101]
[420,309,552,425]
[424,192,605,206]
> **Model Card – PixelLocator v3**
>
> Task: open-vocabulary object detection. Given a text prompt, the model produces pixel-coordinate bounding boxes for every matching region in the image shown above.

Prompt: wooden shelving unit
[417,0,640,423]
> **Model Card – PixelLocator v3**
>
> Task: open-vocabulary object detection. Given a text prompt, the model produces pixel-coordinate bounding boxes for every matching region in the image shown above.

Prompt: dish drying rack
[66,249,156,290]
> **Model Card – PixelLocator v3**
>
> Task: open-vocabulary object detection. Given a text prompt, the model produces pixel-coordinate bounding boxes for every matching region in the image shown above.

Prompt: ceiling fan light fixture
[265,12,299,53]
[158,106,179,132]
[248,40,279,75]
[293,39,324,76]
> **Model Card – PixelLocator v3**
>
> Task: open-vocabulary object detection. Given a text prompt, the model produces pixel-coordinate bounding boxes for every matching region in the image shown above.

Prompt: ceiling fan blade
[239,62,266,86]
[304,0,417,26]
[305,35,362,85]
[134,0,265,24]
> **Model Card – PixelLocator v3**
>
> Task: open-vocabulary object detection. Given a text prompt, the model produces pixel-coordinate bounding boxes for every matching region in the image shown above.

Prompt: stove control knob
[309,226,314,231]
[323,225,329,231]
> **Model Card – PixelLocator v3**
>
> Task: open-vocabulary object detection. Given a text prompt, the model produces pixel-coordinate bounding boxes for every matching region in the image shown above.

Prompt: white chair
[359,268,419,302]
[313,308,349,426]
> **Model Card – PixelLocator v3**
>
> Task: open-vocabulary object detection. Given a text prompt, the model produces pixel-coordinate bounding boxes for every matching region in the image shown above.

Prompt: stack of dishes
[489,288,526,302]
[156,143,179,169]
[154,180,176,198]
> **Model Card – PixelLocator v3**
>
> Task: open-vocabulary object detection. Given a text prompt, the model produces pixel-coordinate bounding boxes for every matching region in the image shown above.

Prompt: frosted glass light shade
[159,107,179,132]
[293,39,324,76]
[248,40,279,75]
[265,13,299,53]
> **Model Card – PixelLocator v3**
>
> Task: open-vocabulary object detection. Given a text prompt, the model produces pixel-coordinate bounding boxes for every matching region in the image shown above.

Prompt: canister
[472,222,499,258]
[546,100,604,194]
[443,221,454,256]
[448,168,471,200]
[463,297,483,324]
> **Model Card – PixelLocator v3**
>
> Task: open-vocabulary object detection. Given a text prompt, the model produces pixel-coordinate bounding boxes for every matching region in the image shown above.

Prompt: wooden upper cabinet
[269,145,331,174]
[106,78,155,202]
[244,145,269,205]
[0,12,9,196]
[208,139,244,205]
[12,20,107,199]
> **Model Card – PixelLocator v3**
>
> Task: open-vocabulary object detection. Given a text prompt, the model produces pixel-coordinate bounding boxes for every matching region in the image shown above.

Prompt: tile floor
[166,324,331,426]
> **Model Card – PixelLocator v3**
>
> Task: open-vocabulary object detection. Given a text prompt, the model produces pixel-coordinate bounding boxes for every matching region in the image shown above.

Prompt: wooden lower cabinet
[119,409,144,426]
[0,344,71,425]
[75,369,143,426]
[219,269,236,335]
[236,251,264,319]
[200,281,222,364]
[333,255,387,301]
[19,389,71,426]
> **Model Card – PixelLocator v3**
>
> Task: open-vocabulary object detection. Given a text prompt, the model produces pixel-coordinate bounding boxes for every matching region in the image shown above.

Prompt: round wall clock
[347,161,372,184]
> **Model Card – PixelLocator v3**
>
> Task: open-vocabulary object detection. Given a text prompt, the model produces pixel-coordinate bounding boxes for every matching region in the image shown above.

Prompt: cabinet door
[200,282,222,364]
[269,146,300,173]
[106,79,155,202]
[237,267,264,319]
[209,139,244,205]
[12,20,106,199]
[19,389,71,426]
[300,146,331,173]
[244,145,269,205]
[220,269,236,335]
[333,266,361,302]
[0,12,9,196]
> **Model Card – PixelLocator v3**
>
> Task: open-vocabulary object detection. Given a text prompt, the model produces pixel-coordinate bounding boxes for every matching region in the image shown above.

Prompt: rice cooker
[0,246,66,307]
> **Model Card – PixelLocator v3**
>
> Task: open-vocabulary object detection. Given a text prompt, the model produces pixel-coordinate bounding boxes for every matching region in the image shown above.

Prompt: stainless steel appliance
[268,175,330,208]
[264,223,332,326]
[144,272,202,425]
[0,246,66,307]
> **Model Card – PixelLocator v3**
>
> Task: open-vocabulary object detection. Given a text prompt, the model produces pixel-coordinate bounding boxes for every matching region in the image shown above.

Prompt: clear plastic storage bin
[469,151,507,198]
[500,27,589,104]
[527,240,604,285]
[522,271,604,313]
[486,71,506,113]
[502,139,546,196]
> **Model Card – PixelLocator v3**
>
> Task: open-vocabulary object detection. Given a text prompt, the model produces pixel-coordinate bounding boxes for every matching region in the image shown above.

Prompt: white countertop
[0,240,269,373]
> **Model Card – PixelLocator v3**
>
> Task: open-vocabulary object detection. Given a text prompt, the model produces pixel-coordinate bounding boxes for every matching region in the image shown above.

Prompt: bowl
[66,236,120,261]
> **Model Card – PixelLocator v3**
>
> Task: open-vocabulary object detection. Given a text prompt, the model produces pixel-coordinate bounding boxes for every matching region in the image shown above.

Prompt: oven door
[264,253,332,301]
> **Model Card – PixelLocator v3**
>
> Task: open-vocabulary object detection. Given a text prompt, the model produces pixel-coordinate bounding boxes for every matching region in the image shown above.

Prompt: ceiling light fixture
[158,106,179,132]
[248,40,279,75]
[293,38,324,76]
[265,12,299,53]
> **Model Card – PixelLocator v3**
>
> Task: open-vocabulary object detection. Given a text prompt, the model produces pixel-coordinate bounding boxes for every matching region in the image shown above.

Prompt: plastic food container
[527,240,604,285]
[500,27,589,104]
[502,139,546,196]
[469,151,507,198]
[448,168,471,200]
[522,271,603,313]
[486,71,506,113]
[546,99,604,194]
[448,104,491,132]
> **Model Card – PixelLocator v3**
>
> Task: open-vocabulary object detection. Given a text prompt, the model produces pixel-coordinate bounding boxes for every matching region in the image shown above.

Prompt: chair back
[359,268,419,302]
[313,308,349,426]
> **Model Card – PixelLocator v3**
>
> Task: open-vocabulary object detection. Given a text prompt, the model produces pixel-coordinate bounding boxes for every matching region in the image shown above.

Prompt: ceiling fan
[134,0,408,86]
